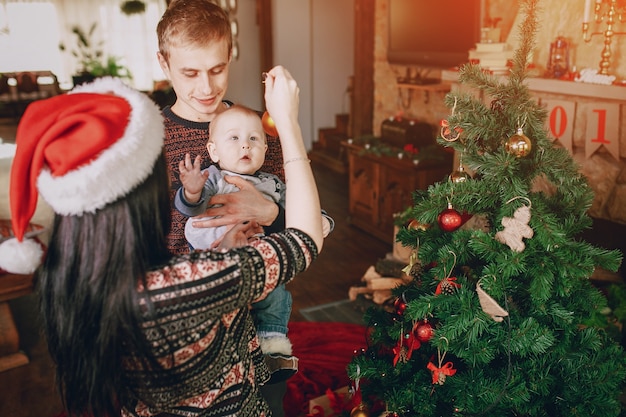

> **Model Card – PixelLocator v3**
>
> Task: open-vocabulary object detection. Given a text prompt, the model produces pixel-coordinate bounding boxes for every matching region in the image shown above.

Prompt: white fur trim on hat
[37,77,164,215]
[0,238,43,275]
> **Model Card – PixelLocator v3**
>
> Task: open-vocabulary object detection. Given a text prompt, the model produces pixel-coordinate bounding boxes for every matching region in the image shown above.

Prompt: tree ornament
[437,202,463,232]
[435,251,461,295]
[350,404,370,417]
[394,296,407,315]
[427,338,456,385]
[435,276,461,295]
[408,219,430,231]
[495,196,534,252]
[449,153,470,183]
[414,320,434,342]
[476,280,509,322]
[440,96,462,142]
[349,366,367,417]
[393,325,420,365]
[408,261,423,278]
[490,97,506,115]
[449,164,470,183]
[505,127,532,157]
[261,111,278,137]
[401,250,421,277]
[440,119,462,142]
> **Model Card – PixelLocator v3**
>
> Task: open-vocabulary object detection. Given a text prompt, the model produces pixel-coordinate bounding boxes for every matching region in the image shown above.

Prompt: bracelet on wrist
[283,157,311,167]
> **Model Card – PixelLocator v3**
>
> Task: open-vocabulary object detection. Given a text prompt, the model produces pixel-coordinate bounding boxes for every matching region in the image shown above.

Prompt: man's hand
[322,216,332,237]
[190,175,279,228]
[179,153,209,203]
[212,221,264,250]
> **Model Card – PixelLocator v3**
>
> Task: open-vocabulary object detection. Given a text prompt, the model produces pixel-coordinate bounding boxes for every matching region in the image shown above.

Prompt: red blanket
[285,321,367,417]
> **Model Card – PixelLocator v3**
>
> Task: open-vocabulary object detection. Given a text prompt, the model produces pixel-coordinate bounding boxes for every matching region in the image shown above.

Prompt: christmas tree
[348,1,626,416]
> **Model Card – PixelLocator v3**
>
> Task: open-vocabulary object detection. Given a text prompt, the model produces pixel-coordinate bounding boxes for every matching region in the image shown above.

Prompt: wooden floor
[0,115,391,416]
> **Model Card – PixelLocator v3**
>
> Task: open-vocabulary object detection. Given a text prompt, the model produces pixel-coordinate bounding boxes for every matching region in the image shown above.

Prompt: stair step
[318,129,348,153]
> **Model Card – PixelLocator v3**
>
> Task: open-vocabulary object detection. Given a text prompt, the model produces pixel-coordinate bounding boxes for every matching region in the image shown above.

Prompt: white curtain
[0,0,167,91]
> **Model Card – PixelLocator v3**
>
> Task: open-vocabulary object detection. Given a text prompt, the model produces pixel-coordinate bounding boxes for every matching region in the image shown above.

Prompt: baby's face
[207,111,268,175]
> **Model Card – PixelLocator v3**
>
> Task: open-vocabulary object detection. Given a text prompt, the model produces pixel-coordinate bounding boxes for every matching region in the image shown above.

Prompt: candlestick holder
[582,0,626,75]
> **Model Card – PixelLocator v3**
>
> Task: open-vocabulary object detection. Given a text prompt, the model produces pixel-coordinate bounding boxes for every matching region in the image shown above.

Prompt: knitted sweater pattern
[121,228,317,417]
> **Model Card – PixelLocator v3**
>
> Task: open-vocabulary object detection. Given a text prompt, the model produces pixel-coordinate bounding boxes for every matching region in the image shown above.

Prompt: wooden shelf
[441,69,626,101]
[525,77,626,101]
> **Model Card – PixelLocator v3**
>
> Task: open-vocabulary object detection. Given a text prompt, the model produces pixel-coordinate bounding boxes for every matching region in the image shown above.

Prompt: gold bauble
[505,128,532,158]
[449,165,470,183]
[408,219,430,231]
[350,404,370,417]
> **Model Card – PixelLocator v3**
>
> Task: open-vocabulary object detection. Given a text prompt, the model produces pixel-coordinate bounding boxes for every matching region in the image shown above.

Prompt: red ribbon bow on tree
[427,361,457,385]
[393,329,421,365]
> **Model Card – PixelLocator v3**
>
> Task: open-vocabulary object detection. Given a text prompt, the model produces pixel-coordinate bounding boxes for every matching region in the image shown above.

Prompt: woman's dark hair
[37,153,172,417]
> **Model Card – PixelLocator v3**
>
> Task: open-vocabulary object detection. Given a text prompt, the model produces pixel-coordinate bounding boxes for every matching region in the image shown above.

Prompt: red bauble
[262,111,278,137]
[414,321,434,342]
[437,203,463,232]
[394,297,407,315]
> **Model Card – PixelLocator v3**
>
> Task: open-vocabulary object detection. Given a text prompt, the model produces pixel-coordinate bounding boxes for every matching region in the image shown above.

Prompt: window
[0,0,166,91]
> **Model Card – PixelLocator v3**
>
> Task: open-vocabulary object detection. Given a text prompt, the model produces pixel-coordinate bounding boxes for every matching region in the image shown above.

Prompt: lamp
[546,35,571,78]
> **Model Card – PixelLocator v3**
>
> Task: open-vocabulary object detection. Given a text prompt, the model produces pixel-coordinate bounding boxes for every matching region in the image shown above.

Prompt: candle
[583,0,591,23]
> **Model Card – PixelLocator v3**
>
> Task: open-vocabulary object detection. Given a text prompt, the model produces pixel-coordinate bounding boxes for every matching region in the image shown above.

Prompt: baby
[175,104,333,383]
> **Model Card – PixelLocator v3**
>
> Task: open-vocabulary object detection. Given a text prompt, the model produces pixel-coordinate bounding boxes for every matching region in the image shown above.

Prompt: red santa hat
[0,77,164,274]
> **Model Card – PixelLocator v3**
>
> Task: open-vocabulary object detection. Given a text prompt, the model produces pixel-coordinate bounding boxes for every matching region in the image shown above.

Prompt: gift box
[308,386,350,417]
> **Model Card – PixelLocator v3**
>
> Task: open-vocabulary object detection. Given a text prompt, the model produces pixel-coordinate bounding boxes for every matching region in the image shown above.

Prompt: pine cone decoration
[409,262,423,278]
[439,281,456,295]
[436,277,461,295]
[490,98,505,115]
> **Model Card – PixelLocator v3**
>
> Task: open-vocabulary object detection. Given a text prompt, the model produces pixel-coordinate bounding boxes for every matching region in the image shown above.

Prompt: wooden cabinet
[344,142,452,243]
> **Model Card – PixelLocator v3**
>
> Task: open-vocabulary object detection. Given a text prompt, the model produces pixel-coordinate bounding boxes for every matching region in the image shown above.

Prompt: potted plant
[120,0,146,16]
[90,56,133,81]
[59,23,133,86]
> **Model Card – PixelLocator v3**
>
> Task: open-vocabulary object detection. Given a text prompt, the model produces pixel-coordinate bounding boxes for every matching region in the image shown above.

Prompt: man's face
[158,37,232,122]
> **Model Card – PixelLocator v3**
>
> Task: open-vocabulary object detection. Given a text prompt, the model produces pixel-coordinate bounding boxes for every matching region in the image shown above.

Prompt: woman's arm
[263,66,323,252]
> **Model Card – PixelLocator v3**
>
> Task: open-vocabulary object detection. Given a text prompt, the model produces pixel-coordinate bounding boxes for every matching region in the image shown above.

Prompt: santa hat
[0,77,164,274]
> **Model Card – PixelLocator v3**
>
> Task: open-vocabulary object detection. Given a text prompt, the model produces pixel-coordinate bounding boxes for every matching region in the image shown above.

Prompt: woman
[0,66,322,417]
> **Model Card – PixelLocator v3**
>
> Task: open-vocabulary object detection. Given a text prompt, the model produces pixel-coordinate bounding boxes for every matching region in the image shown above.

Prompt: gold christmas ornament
[408,219,430,231]
[350,404,370,417]
[449,164,470,183]
[505,127,532,157]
